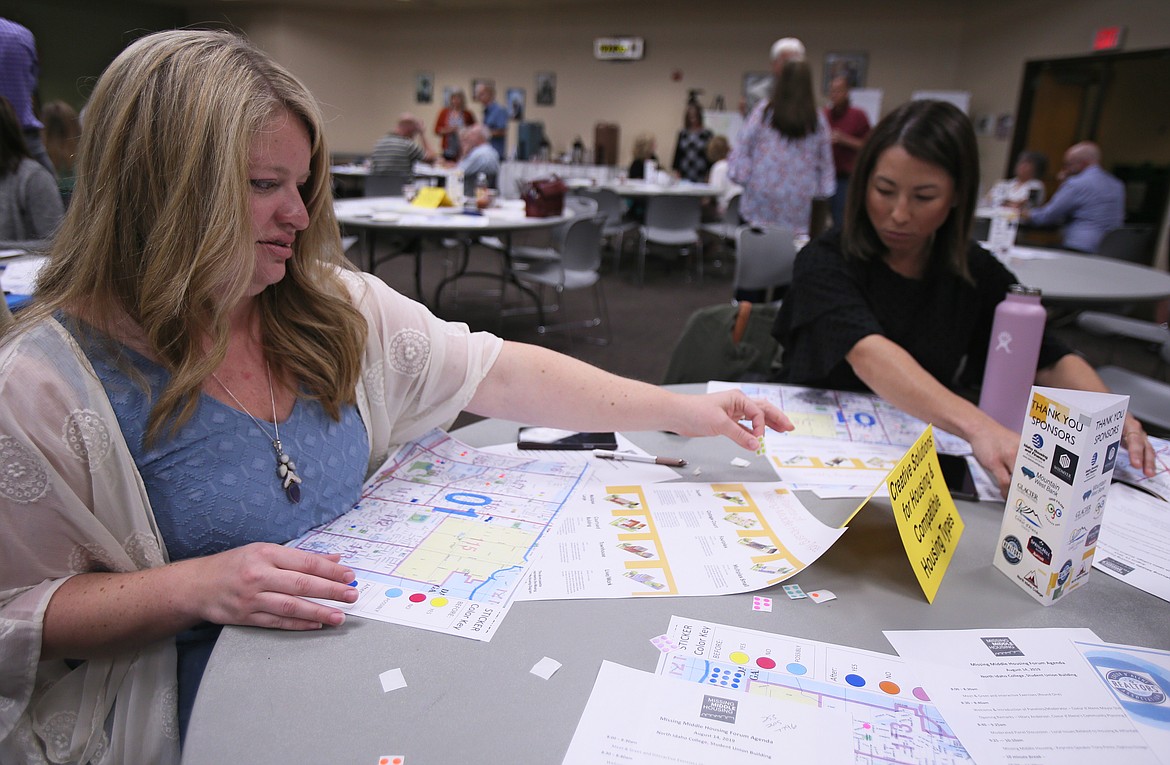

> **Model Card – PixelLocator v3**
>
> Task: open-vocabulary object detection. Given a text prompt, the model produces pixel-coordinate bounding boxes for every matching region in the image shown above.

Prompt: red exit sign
[1093,26,1126,51]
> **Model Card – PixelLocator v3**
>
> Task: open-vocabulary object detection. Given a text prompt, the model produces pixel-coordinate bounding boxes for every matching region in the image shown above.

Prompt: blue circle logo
[1001,536,1023,565]
[1057,559,1073,586]
[1106,670,1167,704]
[1031,434,1044,449]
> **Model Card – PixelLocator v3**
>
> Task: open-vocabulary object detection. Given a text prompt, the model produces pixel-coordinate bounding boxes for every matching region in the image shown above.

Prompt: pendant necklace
[211,362,303,503]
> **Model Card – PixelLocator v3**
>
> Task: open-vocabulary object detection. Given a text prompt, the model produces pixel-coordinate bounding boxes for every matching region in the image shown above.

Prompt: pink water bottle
[978,285,1046,432]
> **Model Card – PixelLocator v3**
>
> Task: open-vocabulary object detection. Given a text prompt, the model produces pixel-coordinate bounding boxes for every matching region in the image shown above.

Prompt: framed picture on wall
[415,71,433,104]
[742,71,770,112]
[823,51,868,94]
[506,87,526,121]
[535,72,556,106]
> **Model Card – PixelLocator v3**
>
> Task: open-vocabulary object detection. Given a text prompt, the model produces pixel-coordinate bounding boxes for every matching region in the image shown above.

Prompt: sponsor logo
[1050,444,1079,485]
[1045,499,1063,522]
[981,636,1025,657]
[1015,482,1039,502]
[1057,559,1072,586]
[1021,466,1036,479]
[1098,557,1135,575]
[1031,434,1044,449]
[1086,524,1100,547]
[1068,526,1088,546]
[1016,499,1042,529]
[1090,451,1099,467]
[1001,535,1023,565]
[700,694,738,723]
[1027,536,1053,564]
[1105,670,1167,704]
[1102,441,1120,473]
[1083,489,1093,501]
[1022,569,1041,590]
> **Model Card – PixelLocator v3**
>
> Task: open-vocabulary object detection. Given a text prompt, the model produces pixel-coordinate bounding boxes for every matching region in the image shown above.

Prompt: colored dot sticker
[756,657,777,670]
[729,651,750,665]
[430,597,448,607]
[786,663,808,676]
[845,674,866,687]
[408,593,426,603]
[650,634,679,653]
[384,588,403,599]
[377,757,404,765]
[879,680,901,695]
[913,686,931,701]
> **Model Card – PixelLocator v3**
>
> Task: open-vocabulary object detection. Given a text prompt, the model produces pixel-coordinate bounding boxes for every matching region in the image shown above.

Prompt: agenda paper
[884,628,1161,765]
[561,661,852,765]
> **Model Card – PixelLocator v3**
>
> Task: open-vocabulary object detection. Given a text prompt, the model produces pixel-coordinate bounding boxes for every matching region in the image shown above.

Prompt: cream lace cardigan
[0,271,502,764]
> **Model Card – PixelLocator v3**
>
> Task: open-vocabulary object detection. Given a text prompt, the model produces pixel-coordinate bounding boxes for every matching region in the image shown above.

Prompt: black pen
[592,449,687,467]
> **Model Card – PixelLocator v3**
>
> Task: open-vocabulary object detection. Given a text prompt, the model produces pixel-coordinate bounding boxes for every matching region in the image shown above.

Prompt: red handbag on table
[520,176,566,217]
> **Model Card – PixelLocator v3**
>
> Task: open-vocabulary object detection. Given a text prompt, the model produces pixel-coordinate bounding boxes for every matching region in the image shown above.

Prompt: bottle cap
[1009,283,1042,297]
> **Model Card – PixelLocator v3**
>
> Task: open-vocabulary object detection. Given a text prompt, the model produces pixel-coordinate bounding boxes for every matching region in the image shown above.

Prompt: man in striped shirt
[371,113,436,178]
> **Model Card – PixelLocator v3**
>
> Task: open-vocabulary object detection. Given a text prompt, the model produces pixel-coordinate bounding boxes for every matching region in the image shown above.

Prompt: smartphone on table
[516,427,618,451]
[937,453,979,501]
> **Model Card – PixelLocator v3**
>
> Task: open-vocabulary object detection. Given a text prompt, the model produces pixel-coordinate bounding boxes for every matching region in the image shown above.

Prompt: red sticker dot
[408,593,426,603]
[756,656,777,670]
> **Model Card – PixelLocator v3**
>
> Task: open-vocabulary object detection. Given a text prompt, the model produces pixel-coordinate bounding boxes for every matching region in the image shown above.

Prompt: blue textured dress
[66,319,369,740]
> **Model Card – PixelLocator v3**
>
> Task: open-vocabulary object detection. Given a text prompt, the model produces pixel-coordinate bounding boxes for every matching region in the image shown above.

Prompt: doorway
[1011,47,1170,264]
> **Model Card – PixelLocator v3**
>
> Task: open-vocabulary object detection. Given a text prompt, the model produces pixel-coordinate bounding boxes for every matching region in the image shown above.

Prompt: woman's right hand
[968,421,1021,496]
[187,543,358,631]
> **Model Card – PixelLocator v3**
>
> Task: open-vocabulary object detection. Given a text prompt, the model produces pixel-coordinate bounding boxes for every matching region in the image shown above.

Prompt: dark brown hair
[0,96,31,175]
[841,99,979,281]
[767,60,817,139]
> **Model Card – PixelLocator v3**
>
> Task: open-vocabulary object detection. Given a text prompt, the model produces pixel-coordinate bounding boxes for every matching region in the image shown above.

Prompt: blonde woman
[0,30,789,763]
[628,131,659,179]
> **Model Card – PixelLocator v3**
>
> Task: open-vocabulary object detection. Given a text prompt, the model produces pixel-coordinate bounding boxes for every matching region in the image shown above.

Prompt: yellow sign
[841,425,964,603]
[412,186,454,208]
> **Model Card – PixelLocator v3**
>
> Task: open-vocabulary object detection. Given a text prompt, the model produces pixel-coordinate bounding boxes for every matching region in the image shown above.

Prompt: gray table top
[977,243,1170,304]
[182,413,1170,765]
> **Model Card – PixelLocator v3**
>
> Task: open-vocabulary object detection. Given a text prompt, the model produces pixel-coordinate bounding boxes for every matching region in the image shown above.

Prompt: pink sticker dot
[408,593,426,603]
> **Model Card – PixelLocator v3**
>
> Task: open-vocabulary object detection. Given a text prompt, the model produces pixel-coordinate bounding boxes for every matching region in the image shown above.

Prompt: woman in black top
[773,99,1153,489]
[671,102,712,183]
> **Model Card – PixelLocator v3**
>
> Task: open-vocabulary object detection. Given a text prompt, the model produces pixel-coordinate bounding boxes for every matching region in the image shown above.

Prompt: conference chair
[638,196,703,285]
[577,187,637,271]
[365,173,409,198]
[1098,225,1155,265]
[1077,311,1170,378]
[700,193,742,264]
[512,213,610,346]
[733,225,797,304]
[1093,337,1170,434]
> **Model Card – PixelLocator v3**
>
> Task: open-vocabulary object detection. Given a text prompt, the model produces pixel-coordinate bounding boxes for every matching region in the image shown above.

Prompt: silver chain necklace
[210,362,303,503]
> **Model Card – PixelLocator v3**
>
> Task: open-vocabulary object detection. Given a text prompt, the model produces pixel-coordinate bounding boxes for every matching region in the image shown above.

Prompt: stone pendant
[273,441,303,503]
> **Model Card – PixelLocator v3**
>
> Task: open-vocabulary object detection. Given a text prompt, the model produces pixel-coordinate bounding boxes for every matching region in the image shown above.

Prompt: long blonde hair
[22,30,367,443]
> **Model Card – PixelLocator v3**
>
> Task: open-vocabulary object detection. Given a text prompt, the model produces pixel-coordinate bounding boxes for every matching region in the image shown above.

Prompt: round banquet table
[182,388,1169,764]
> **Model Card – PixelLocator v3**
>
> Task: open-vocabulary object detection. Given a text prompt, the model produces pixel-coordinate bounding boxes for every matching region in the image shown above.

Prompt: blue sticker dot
[845,674,866,687]
[385,588,403,598]
[720,680,728,685]
[786,663,808,676]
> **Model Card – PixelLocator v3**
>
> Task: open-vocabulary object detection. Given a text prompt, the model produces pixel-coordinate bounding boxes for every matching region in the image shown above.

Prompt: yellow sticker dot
[430,597,449,607]
[729,651,750,665]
